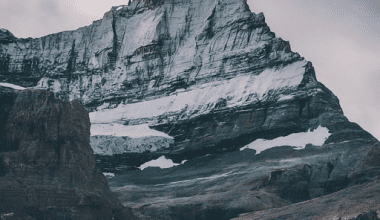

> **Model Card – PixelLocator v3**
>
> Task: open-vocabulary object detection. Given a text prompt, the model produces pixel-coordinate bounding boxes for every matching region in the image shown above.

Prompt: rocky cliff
[1,0,380,219]
[0,88,132,220]
[1,0,371,169]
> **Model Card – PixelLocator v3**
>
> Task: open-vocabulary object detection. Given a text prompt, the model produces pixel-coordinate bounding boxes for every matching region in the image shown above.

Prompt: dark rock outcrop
[0,86,18,152]
[0,89,130,219]
[232,178,380,220]
[350,210,380,220]
[0,29,16,44]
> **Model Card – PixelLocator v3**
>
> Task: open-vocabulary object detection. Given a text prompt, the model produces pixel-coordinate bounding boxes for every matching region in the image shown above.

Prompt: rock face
[0,88,130,219]
[1,0,366,169]
[1,0,380,219]
[107,138,380,220]
[0,29,16,44]
[0,86,18,152]
[232,171,380,220]
[91,123,175,170]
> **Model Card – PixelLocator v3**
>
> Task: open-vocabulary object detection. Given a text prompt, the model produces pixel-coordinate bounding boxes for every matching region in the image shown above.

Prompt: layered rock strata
[1,0,380,219]
[108,138,380,220]
[0,88,131,220]
[0,0,375,169]
[91,123,174,170]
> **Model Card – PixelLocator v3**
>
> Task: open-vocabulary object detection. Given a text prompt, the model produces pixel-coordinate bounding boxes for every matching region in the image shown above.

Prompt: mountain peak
[1,1,379,219]
[0,28,16,43]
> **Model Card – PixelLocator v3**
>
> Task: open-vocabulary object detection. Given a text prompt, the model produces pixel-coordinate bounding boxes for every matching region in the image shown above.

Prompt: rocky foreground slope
[1,0,380,219]
[0,87,133,219]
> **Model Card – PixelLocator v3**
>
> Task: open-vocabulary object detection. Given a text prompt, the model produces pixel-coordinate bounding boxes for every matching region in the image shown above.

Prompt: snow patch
[36,78,49,88]
[90,123,174,155]
[91,123,173,139]
[90,60,308,124]
[91,135,174,155]
[51,80,61,92]
[240,126,331,154]
[34,78,61,92]
[120,11,164,56]
[103,172,115,178]
[278,94,294,101]
[0,83,26,90]
[96,102,110,111]
[139,156,180,170]
[88,55,100,70]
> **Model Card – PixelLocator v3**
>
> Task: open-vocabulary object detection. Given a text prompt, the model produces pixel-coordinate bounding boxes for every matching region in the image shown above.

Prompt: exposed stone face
[0,0,375,169]
[0,87,18,152]
[1,0,380,219]
[0,89,130,219]
[232,178,380,220]
[0,29,16,44]
[108,137,380,220]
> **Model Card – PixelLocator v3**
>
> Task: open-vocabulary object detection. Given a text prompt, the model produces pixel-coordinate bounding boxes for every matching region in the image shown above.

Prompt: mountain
[0,0,372,168]
[1,0,379,219]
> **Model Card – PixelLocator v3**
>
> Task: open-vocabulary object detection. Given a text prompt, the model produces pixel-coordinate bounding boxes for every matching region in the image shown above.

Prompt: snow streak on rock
[90,60,308,124]
[139,156,180,170]
[240,126,331,154]
[91,123,173,138]
[103,172,116,178]
[90,123,174,155]
[0,83,26,90]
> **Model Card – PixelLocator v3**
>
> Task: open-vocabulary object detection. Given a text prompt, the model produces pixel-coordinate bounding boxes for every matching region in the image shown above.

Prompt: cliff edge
[0,88,132,220]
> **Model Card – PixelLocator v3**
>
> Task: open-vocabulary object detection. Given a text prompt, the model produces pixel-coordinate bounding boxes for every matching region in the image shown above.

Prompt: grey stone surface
[0,89,131,219]
[0,0,359,168]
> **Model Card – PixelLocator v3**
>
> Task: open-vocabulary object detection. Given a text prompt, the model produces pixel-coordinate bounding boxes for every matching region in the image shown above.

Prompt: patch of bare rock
[0,87,133,219]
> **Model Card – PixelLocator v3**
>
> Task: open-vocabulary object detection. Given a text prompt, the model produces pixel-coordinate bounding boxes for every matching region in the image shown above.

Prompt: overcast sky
[1,0,379,141]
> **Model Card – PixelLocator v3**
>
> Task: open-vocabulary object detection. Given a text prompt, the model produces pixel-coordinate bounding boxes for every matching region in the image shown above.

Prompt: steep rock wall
[0,89,132,220]
[0,0,374,167]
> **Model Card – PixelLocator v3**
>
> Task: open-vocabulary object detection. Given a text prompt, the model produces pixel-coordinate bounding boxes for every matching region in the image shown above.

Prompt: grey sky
[1,0,379,140]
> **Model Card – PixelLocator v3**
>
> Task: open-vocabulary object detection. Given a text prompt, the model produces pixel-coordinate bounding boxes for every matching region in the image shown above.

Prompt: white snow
[139,156,180,170]
[91,123,173,139]
[278,94,294,101]
[120,11,164,56]
[96,102,110,111]
[51,80,61,92]
[103,172,115,178]
[240,126,331,154]
[88,55,100,70]
[35,78,62,92]
[0,83,26,90]
[90,60,308,124]
[91,135,174,155]
[90,123,174,155]
[36,78,48,88]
